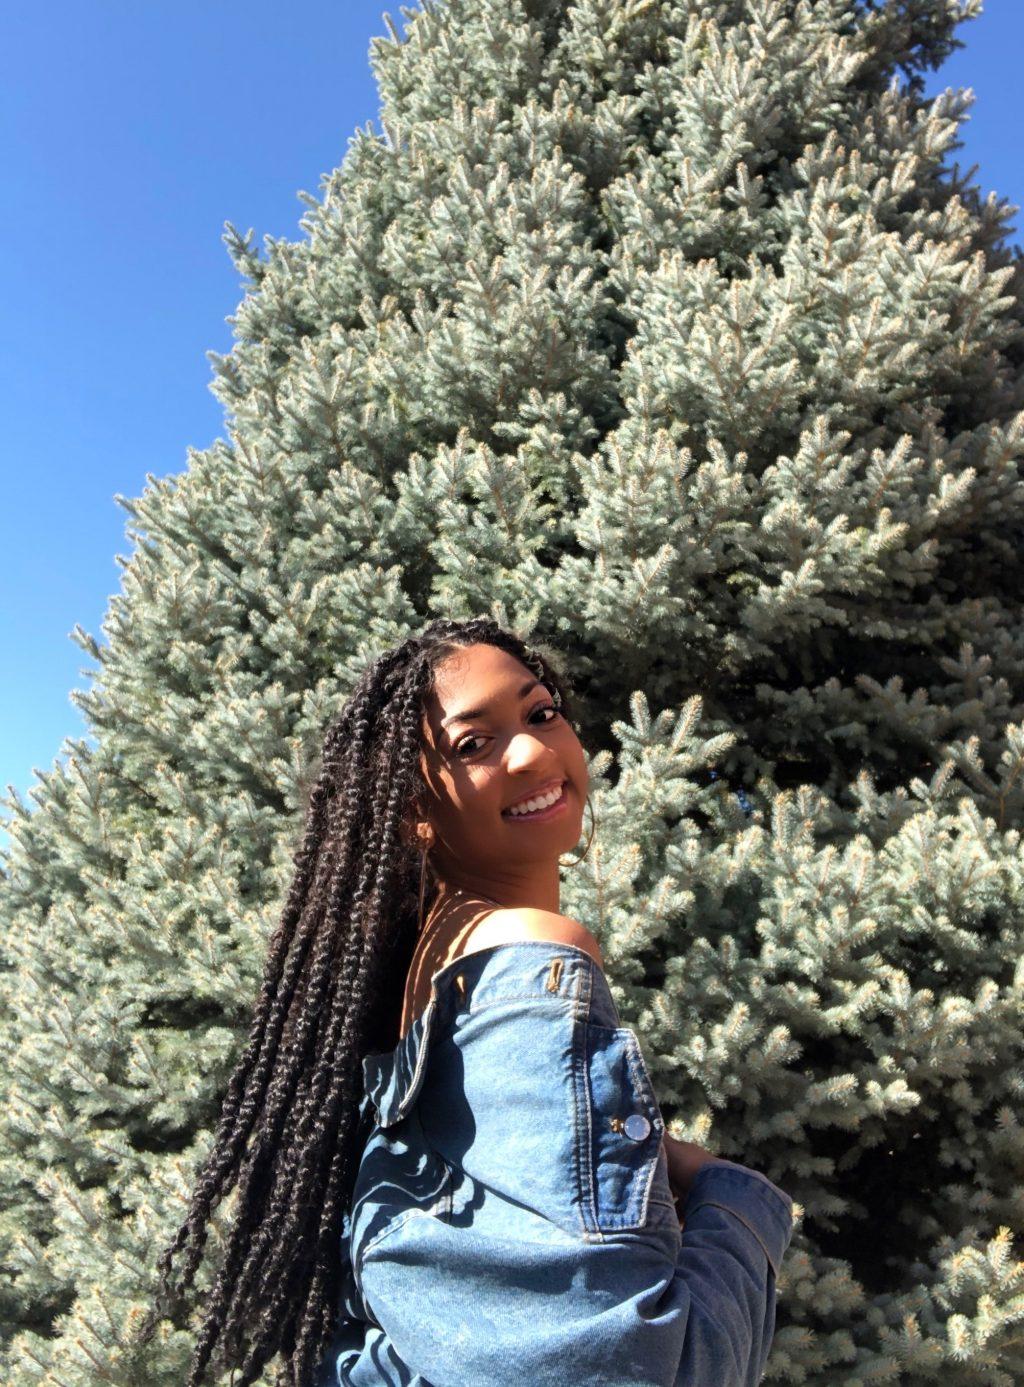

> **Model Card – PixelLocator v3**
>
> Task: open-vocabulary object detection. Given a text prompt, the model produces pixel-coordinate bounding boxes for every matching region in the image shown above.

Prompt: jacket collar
[361,951,463,1128]
[361,940,597,1128]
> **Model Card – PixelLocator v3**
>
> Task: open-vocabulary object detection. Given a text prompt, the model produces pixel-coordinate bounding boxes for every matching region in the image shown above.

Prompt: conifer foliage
[2,0,1023,1382]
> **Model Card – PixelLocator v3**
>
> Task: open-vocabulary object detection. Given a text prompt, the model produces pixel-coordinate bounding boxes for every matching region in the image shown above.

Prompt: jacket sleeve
[347,1147,794,1387]
[672,1157,795,1386]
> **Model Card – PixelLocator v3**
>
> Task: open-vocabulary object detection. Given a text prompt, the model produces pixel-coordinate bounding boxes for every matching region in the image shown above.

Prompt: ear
[400,802,432,851]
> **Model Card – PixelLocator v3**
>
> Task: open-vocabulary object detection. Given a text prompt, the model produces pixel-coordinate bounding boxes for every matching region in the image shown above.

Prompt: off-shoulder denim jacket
[314,940,795,1386]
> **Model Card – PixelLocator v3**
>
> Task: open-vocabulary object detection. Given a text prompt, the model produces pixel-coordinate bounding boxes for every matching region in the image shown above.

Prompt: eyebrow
[440,679,542,732]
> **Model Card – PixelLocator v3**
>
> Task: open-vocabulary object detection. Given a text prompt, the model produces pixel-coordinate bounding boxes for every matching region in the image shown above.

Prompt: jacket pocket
[581,1022,671,1235]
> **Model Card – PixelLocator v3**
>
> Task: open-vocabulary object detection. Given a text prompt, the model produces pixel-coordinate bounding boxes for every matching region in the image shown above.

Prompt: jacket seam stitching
[359,1206,438,1262]
[456,992,578,1015]
[573,962,599,1239]
[580,1021,664,1232]
[685,1197,782,1276]
[620,1029,662,1226]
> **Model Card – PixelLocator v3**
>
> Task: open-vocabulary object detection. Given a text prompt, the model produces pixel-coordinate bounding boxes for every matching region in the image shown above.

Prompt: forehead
[420,643,533,741]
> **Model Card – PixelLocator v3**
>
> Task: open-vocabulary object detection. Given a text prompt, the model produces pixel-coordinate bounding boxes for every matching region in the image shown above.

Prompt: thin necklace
[419,885,503,939]
[452,886,504,906]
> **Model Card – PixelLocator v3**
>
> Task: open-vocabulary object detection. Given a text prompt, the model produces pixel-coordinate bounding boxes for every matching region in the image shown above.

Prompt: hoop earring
[559,792,595,868]
[417,828,436,933]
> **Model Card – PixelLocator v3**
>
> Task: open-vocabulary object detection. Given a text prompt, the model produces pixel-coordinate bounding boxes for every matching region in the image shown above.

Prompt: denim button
[623,1113,651,1141]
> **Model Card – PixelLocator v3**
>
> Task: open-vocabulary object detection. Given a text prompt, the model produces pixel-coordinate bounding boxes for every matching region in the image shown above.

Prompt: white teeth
[507,784,563,816]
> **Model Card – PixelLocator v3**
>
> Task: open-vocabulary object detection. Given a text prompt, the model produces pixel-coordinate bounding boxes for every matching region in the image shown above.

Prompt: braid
[130,616,578,1385]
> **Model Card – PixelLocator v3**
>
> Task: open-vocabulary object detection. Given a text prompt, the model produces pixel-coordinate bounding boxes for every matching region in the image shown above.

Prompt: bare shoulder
[465,906,605,970]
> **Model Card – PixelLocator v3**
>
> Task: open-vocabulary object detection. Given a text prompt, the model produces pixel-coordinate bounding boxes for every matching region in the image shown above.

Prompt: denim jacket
[315,940,794,1386]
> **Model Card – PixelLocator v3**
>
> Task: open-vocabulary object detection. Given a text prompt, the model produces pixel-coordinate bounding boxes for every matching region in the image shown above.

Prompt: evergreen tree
[2,0,1023,1381]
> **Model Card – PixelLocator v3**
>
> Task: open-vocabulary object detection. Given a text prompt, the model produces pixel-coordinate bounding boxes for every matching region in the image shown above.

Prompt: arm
[353,1152,794,1387]
[663,1130,724,1220]
[339,933,795,1387]
[669,1149,795,1387]
[353,1053,794,1387]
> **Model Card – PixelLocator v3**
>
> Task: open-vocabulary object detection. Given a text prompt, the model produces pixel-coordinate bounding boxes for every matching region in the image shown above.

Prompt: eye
[453,703,560,759]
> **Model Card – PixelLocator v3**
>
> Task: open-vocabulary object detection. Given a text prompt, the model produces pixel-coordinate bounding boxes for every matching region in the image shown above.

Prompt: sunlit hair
[131,615,580,1386]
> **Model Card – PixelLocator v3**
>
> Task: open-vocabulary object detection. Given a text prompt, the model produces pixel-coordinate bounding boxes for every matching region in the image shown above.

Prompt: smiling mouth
[501,780,569,822]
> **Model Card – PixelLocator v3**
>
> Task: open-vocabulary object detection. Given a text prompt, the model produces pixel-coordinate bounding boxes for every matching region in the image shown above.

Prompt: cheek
[440,768,500,823]
[560,727,587,768]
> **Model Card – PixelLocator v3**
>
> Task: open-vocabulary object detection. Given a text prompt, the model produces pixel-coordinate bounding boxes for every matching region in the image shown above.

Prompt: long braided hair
[130,616,580,1386]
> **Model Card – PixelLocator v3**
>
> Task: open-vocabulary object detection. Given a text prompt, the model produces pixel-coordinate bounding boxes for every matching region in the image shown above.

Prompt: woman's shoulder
[461,905,605,971]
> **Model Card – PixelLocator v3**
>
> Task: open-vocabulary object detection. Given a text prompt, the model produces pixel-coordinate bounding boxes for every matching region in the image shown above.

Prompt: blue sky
[1,2,1021,855]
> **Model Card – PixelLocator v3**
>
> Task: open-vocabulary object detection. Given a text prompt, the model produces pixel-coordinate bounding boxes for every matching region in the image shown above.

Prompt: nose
[505,730,556,773]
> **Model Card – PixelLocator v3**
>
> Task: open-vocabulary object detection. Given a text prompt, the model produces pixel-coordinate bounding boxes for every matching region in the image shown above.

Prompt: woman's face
[413,642,588,892]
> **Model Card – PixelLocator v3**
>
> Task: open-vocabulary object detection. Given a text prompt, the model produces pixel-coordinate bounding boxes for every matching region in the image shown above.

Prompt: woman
[134,616,794,1386]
